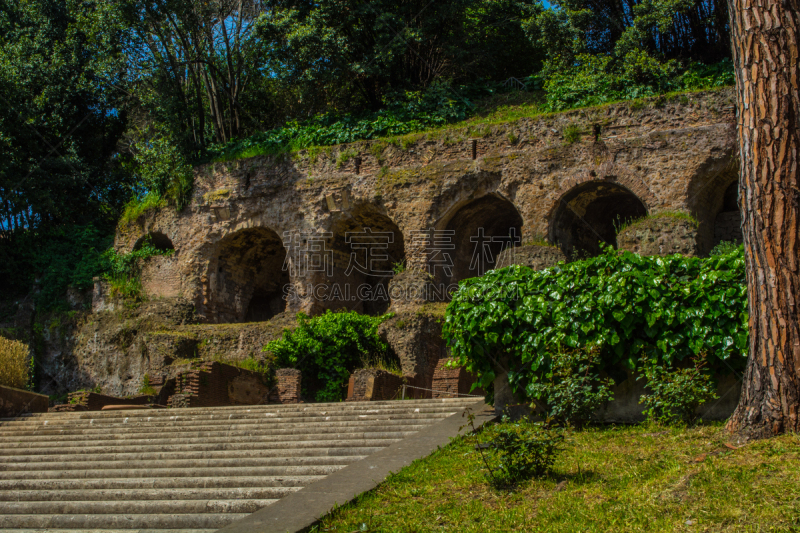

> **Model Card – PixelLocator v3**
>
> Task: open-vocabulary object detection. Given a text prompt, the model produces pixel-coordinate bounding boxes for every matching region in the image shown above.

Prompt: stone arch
[434,194,523,289]
[133,232,174,253]
[549,181,648,259]
[207,227,290,323]
[712,181,743,249]
[327,204,406,316]
[686,162,739,255]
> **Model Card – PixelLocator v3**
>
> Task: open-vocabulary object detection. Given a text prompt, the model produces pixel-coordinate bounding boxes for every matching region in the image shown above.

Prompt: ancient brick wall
[346,369,404,401]
[114,89,740,321]
[269,368,301,404]
[166,361,269,408]
[496,244,566,270]
[431,358,482,399]
[617,215,700,256]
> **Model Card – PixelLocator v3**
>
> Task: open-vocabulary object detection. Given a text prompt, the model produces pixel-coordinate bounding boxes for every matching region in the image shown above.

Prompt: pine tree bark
[726,0,800,438]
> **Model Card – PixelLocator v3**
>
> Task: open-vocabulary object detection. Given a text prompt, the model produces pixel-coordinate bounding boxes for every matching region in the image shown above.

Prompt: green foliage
[540,56,733,112]
[711,241,741,257]
[139,374,157,396]
[638,354,718,424]
[120,132,194,223]
[615,211,699,235]
[257,0,543,112]
[0,337,30,389]
[264,311,392,402]
[206,84,475,162]
[562,123,582,144]
[102,235,174,301]
[0,0,134,232]
[486,418,564,484]
[0,225,115,310]
[359,354,403,377]
[527,348,614,428]
[443,246,748,402]
[120,193,167,227]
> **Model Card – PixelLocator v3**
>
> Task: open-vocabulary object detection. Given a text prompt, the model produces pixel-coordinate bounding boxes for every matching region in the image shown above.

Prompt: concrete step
[0,487,300,502]
[0,433,413,454]
[0,439,397,461]
[0,416,449,439]
[0,442,383,464]
[1,398,476,423]
[0,450,377,470]
[0,476,324,492]
[0,530,216,533]
[0,398,473,531]
[0,514,247,530]
[0,403,471,428]
[0,500,277,515]
[0,461,357,480]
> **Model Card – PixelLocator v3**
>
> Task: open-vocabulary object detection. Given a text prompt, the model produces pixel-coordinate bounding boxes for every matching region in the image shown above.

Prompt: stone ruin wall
[54,88,743,407]
[116,88,740,321]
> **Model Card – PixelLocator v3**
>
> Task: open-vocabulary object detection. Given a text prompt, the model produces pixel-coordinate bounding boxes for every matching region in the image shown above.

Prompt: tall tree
[725,0,800,437]
[0,0,132,234]
[258,0,543,113]
[125,0,268,152]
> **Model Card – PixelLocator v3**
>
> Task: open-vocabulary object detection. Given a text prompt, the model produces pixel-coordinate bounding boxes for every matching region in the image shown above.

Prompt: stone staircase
[0,397,478,533]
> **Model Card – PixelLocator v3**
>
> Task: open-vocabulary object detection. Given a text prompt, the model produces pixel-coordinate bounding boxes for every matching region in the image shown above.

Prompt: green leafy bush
[443,246,748,403]
[527,348,614,428]
[206,84,476,162]
[541,56,733,112]
[264,311,392,402]
[710,241,741,257]
[486,419,564,484]
[638,354,719,424]
[0,337,30,389]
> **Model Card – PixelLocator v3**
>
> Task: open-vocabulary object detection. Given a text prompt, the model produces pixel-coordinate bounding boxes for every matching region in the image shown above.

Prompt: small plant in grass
[335,148,358,169]
[359,353,403,376]
[638,354,718,425]
[489,417,564,485]
[563,123,581,144]
[392,260,405,274]
[526,347,614,428]
[710,240,740,256]
[139,374,157,395]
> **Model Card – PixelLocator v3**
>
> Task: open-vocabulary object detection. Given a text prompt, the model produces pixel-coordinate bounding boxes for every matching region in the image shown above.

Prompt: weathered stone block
[496,244,566,270]
[617,215,699,256]
[346,369,404,401]
[0,385,49,417]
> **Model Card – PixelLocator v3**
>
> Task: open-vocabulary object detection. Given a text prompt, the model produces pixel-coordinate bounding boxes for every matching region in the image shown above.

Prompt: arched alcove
[133,232,175,253]
[328,205,405,316]
[209,227,290,323]
[437,195,523,288]
[550,181,647,259]
[713,181,743,247]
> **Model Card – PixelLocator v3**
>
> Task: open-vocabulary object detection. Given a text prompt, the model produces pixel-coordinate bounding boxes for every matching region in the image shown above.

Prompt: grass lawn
[310,422,799,532]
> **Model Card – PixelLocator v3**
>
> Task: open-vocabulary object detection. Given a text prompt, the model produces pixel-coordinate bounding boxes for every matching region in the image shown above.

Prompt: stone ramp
[0,398,478,532]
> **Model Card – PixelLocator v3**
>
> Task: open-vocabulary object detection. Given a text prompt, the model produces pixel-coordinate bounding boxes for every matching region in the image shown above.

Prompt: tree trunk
[726,0,800,438]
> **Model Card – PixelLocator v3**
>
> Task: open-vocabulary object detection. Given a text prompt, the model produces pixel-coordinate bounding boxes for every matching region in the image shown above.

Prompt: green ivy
[443,246,748,402]
[264,310,392,402]
[101,236,174,301]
